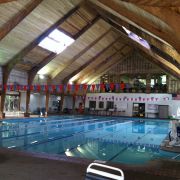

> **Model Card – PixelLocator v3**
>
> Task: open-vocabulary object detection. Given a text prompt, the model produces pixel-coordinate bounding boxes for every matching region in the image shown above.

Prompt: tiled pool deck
[0,148,180,180]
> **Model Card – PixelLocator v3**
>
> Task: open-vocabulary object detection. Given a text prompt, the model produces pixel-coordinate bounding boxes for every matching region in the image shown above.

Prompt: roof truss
[0,0,43,41]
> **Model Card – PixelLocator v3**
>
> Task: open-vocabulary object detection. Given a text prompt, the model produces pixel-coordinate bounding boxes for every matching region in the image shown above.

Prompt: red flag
[23,85,27,91]
[59,85,63,92]
[120,82,125,90]
[37,85,41,91]
[100,83,105,90]
[83,84,87,90]
[91,84,95,92]
[30,85,34,91]
[75,84,79,92]
[67,84,71,91]
[10,85,13,91]
[110,83,115,91]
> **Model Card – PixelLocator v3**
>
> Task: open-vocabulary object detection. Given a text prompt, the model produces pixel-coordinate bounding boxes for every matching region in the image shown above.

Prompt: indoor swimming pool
[0,116,179,165]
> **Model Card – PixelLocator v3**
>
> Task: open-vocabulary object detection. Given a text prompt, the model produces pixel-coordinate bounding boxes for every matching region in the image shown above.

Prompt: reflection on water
[0,116,178,164]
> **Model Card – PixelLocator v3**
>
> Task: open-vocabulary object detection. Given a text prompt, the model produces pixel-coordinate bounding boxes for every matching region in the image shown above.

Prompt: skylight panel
[122,26,150,49]
[38,29,74,54]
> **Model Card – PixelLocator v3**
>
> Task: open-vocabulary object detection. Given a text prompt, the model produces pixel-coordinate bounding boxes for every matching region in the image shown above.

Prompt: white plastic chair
[85,163,124,180]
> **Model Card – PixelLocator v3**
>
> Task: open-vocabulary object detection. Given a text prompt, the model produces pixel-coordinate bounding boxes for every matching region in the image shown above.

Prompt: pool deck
[0,148,180,180]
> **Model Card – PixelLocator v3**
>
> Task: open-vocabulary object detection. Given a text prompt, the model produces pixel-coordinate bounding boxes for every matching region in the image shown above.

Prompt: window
[106,101,114,109]
[161,75,166,84]
[99,101,104,109]
[39,29,74,54]
[89,101,96,109]
[151,79,155,87]
[122,26,150,49]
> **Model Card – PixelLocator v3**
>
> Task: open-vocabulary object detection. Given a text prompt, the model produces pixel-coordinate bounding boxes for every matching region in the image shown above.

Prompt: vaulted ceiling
[0,0,179,86]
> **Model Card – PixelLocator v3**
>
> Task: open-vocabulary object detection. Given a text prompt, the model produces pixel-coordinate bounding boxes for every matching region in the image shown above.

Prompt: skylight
[122,26,150,49]
[39,29,74,54]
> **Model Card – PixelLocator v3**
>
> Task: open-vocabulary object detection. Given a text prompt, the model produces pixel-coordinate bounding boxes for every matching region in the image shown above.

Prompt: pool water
[0,116,179,165]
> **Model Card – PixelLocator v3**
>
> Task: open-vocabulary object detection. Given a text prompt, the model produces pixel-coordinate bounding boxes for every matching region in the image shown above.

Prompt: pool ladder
[172,154,180,160]
[85,162,124,180]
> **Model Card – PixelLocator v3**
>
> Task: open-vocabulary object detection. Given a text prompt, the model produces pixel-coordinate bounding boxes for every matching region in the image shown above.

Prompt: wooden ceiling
[0,0,179,85]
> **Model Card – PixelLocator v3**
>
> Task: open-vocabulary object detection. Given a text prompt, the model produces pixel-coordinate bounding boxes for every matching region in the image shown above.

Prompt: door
[158,105,169,119]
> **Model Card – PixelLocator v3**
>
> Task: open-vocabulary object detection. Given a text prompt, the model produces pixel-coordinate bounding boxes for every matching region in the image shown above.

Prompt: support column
[72,95,76,114]
[0,66,10,119]
[146,74,151,94]
[0,92,6,119]
[18,92,21,111]
[24,89,31,117]
[24,73,35,117]
[60,94,64,114]
[45,91,49,117]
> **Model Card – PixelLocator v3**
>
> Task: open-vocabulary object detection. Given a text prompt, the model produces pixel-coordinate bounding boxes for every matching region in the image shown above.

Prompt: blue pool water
[0,116,179,165]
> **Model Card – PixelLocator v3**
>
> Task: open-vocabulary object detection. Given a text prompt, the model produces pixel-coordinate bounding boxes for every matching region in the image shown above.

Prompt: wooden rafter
[3,4,81,78]
[51,28,112,79]
[0,0,43,41]
[88,53,131,84]
[109,21,180,79]
[62,35,122,83]
[138,5,180,50]
[73,15,100,39]
[88,50,131,84]
[26,14,100,82]
[120,0,180,7]
[28,52,57,85]
[0,0,16,3]
[89,0,180,53]
[78,45,129,83]
[105,18,180,70]
[85,3,179,79]
[90,4,180,64]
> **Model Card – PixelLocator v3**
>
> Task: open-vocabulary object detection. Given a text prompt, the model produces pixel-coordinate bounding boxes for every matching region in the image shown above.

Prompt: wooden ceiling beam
[0,0,43,41]
[119,0,180,7]
[58,15,100,40]
[24,9,100,83]
[62,36,122,83]
[3,4,81,78]
[91,5,180,64]
[108,21,180,79]
[77,45,129,83]
[88,51,131,84]
[138,5,180,50]
[51,28,112,79]
[0,0,16,3]
[104,18,180,69]
[28,52,57,85]
[89,0,180,53]
[73,15,100,39]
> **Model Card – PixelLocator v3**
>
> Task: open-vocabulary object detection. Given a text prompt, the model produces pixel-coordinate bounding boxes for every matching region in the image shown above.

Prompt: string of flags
[87,96,170,101]
[0,83,125,93]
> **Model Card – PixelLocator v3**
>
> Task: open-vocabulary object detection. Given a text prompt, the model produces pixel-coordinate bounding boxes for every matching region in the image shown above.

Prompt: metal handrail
[86,163,124,180]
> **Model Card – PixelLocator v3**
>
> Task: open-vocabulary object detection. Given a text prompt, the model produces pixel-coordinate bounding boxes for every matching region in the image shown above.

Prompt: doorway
[133,103,145,117]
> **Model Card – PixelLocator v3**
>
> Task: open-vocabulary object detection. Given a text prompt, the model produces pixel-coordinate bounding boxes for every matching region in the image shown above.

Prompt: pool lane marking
[0,117,127,140]
[14,119,130,149]
[12,119,118,148]
[1,132,41,140]
[0,118,100,133]
[58,121,134,155]
[107,122,164,162]
[0,118,110,133]
[1,118,118,146]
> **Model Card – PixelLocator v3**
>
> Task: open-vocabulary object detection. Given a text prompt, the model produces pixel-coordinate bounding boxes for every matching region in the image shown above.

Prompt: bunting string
[1,83,127,93]
[0,82,167,97]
